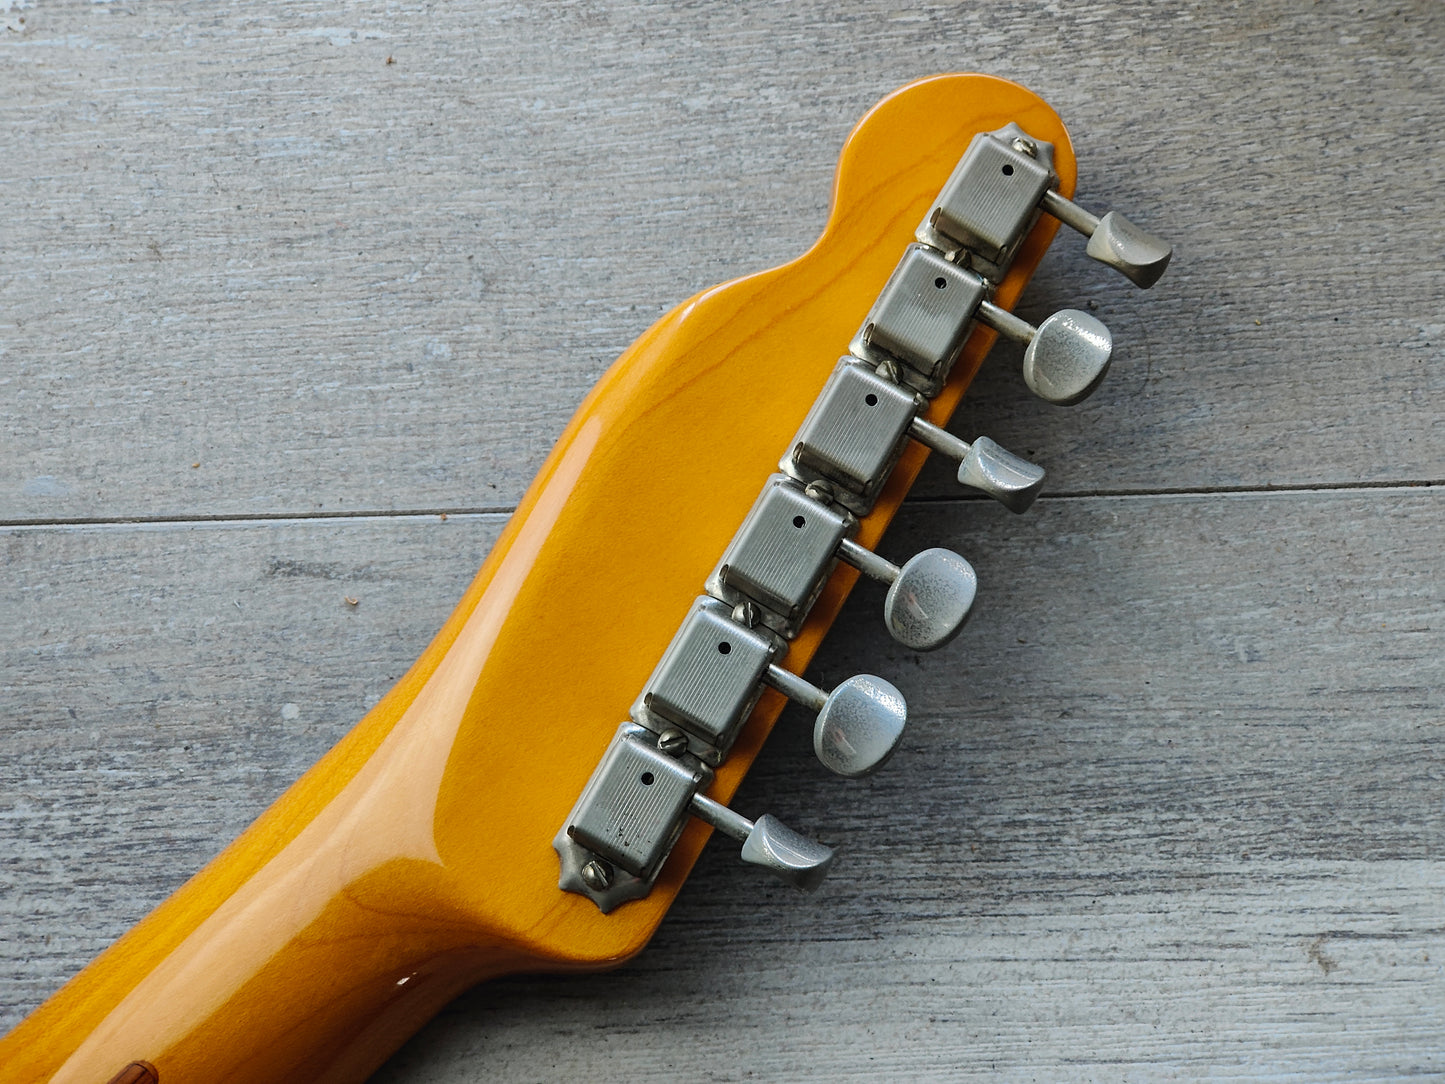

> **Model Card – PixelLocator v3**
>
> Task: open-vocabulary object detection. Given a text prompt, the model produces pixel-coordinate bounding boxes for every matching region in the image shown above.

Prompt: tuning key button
[975,302,1113,406]
[1037,190,1173,289]
[689,792,835,891]
[918,121,1172,288]
[907,422,1045,513]
[762,664,906,778]
[836,539,977,652]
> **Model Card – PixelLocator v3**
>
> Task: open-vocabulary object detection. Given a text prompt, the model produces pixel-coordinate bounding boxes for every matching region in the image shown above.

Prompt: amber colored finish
[0,75,1073,1084]
[104,1065,158,1084]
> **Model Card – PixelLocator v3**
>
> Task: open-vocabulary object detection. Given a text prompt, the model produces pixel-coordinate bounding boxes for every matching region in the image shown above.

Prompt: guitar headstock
[417,72,1171,953]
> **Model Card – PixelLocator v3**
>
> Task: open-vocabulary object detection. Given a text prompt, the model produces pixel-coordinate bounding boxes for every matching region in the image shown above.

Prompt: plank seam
[1,479,1440,531]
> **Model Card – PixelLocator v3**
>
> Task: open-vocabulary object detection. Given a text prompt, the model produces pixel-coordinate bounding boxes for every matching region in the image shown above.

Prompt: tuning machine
[555,725,835,912]
[918,121,1172,289]
[633,597,907,777]
[706,477,976,650]
[851,243,1113,405]
[783,358,1045,515]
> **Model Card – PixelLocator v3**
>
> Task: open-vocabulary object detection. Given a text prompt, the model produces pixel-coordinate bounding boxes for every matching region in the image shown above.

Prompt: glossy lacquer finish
[0,75,1073,1083]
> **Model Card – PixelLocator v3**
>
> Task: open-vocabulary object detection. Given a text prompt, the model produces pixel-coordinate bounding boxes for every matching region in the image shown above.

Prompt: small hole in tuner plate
[1001,163,1014,176]
[718,641,732,655]
[865,393,878,406]
[792,515,806,529]
[640,772,655,786]
[933,277,946,289]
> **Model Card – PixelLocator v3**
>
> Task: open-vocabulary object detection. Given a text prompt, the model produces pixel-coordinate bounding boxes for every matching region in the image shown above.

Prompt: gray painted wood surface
[2,1,1441,1080]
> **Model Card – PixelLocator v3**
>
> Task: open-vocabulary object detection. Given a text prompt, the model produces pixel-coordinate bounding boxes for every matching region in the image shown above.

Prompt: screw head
[580,859,614,891]
[803,479,836,505]
[657,728,688,757]
[1010,136,1039,158]
[731,600,759,628]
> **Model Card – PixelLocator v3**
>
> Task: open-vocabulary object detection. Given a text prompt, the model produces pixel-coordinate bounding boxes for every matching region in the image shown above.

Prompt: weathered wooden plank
[380,863,1444,1082]
[3,0,1441,522]
[0,513,506,1019]
[2,488,1440,1079]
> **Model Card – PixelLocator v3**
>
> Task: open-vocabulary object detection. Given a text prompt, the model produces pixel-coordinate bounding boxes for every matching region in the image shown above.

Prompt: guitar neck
[0,75,1075,1083]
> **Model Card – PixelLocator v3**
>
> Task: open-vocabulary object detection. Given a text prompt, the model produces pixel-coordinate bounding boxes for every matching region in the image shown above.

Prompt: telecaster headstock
[547,74,1170,915]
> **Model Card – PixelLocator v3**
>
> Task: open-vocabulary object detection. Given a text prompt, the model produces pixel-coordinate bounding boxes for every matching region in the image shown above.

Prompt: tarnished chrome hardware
[850,244,988,394]
[706,477,855,639]
[906,422,1045,513]
[783,358,1045,514]
[764,665,907,779]
[557,110,1173,915]
[633,598,779,762]
[556,724,834,912]
[918,122,1171,288]
[974,301,1113,406]
[849,244,1112,403]
[916,123,1055,275]
[782,358,923,513]
[632,597,907,776]
[690,793,834,892]
[838,539,977,651]
[707,477,977,649]
[1039,188,1173,288]
[556,724,709,912]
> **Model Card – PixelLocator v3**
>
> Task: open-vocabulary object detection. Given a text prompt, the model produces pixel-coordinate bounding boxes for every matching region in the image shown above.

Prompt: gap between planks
[0,479,1440,532]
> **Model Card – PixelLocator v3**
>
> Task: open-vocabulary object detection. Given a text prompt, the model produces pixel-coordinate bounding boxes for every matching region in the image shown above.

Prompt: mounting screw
[1010,136,1039,158]
[657,728,688,757]
[580,860,614,891]
[804,479,836,505]
[874,358,902,384]
[732,600,759,628]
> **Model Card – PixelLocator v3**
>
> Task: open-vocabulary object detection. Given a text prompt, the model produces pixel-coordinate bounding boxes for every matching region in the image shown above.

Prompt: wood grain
[2,0,1442,1080]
